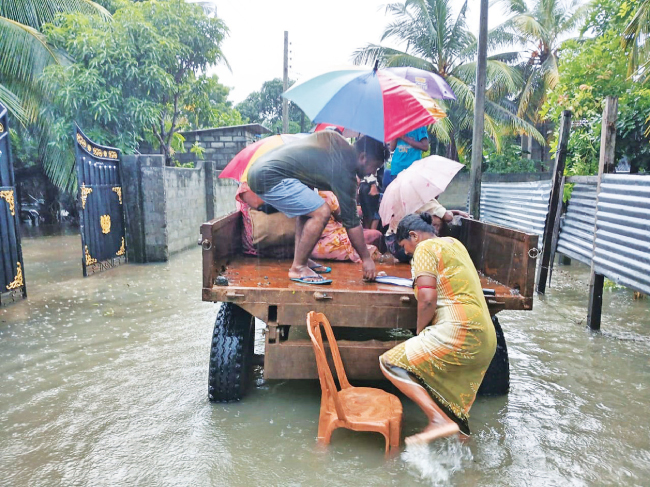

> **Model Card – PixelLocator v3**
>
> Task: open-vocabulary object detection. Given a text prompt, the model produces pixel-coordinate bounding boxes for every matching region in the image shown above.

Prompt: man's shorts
[257,178,325,218]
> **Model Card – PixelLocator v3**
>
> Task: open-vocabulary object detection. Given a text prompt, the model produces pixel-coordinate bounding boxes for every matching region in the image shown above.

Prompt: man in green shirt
[248,131,388,284]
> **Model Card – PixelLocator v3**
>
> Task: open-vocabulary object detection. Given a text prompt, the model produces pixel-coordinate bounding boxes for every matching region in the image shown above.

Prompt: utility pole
[469,0,488,219]
[282,31,289,134]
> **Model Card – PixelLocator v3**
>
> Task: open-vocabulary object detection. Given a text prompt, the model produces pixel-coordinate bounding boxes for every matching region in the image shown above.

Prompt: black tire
[478,316,510,396]
[208,303,254,402]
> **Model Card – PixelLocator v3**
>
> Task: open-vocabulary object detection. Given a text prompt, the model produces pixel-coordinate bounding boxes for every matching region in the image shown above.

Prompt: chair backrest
[306,312,351,420]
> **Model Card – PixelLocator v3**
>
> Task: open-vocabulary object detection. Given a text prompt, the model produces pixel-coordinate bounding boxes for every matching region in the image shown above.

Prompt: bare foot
[405,422,460,445]
[288,265,319,280]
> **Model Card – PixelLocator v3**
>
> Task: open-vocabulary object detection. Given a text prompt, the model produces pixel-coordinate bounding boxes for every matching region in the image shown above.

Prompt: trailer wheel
[478,316,509,396]
[208,303,254,402]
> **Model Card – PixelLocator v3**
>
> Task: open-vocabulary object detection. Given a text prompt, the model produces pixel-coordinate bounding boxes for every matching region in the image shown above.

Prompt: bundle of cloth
[236,183,382,263]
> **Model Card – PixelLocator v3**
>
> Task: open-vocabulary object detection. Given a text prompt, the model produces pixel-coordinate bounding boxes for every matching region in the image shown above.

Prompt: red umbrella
[219,133,307,182]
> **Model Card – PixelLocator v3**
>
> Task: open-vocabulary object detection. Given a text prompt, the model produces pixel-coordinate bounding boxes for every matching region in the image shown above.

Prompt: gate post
[536,110,571,294]
[587,96,618,331]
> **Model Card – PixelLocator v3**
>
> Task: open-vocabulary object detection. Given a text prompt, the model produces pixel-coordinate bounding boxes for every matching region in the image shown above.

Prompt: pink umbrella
[379,155,464,230]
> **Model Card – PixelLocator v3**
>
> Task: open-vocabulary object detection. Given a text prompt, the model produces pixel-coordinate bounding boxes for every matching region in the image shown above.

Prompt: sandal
[290,276,333,285]
[309,264,331,274]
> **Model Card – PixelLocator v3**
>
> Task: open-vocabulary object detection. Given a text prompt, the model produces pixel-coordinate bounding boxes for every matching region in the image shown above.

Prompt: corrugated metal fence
[471,174,649,297]
[592,175,650,295]
[556,181,598,266]
[478,180,553,240]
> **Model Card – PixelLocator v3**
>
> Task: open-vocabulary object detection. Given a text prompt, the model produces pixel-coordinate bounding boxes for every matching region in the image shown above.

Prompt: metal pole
[587,96,618,331]
[536,110,571,294]
[282,31,289,134]
[469,0,488,219]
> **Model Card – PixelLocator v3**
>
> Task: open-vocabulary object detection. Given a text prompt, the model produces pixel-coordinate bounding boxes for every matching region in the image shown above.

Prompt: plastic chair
[306,311,402,454]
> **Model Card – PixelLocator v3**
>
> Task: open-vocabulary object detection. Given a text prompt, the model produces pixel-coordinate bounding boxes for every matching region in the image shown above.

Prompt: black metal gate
[0,102,26,304]
[74,125,127,276]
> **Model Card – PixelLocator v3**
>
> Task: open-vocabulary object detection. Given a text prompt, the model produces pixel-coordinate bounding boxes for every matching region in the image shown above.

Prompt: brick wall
[177,123,271,170]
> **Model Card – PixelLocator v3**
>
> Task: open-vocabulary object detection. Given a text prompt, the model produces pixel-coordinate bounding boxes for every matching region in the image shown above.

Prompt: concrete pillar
[121,154,168,263]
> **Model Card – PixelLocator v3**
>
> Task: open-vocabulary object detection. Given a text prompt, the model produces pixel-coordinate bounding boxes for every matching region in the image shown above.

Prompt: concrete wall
[164,165,207,255]
[122,155,237,262]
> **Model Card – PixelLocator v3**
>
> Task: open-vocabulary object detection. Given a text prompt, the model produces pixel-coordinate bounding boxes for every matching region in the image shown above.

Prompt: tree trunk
[446,138,459,161]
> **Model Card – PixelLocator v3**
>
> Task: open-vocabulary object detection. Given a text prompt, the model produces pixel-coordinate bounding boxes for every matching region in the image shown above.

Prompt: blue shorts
[257,178,325,218]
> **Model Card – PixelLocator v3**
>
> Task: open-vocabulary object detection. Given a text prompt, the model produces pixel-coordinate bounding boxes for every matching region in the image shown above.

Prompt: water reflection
[1,231,649,486]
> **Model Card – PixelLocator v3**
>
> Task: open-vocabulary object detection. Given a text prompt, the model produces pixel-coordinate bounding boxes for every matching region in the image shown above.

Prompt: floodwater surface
[1,228,649,486]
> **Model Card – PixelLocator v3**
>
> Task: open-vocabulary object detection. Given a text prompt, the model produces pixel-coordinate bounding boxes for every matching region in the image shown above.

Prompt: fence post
[536,110,571,294]
[587,96,618,331]
[547,174,565,287]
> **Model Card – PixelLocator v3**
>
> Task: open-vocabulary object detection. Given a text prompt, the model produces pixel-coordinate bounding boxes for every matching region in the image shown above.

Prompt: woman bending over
[380,213,496,444]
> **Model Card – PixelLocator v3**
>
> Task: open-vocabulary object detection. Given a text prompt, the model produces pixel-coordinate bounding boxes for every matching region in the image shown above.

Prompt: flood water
[1,228,649,486]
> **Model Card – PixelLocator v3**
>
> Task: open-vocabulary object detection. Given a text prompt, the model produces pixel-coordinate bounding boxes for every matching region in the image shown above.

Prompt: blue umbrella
[282,66,446,143]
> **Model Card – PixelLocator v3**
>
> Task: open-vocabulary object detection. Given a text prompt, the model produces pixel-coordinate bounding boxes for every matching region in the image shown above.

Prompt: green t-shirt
[247,131,361,228]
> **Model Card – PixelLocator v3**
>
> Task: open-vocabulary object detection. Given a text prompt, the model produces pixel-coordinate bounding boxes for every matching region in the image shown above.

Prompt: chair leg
[389,418,401,451]
[318,416,337,445]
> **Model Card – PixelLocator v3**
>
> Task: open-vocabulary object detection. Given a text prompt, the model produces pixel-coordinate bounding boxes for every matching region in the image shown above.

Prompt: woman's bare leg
[380,360,460,444]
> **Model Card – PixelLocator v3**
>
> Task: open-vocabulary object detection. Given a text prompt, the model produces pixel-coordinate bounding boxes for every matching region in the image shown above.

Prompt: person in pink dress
[311,191,381,262]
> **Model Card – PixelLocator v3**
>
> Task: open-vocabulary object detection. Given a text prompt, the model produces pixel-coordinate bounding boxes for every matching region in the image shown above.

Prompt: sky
[211,0,499,105]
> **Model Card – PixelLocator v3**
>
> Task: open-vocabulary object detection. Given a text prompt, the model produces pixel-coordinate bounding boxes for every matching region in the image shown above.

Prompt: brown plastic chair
[306,311,402,454]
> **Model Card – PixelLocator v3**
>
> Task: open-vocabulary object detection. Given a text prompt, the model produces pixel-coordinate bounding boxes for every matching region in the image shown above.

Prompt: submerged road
[1,227,649,486]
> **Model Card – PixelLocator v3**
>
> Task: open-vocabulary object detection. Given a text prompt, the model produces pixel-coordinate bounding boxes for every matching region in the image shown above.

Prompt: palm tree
[353,0,543,161]
[492,0,588,123]
[0,0,110,190]
[623,0,650,83]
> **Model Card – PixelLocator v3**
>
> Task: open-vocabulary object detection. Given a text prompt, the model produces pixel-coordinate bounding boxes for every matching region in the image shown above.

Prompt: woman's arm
[415,275,437,334]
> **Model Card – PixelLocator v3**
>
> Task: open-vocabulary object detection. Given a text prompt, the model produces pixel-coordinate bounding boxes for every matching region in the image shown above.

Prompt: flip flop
[290,276,333,285]
[309,264,332,274]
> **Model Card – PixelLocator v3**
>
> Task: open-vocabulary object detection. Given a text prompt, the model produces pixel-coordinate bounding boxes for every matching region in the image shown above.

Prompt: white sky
[212,0,500,105]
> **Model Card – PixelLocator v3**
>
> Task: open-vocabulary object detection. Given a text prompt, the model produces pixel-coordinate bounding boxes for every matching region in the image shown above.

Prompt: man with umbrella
[247,131,388,284]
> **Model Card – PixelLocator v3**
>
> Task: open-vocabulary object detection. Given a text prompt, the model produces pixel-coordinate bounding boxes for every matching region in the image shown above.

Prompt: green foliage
[493,0,589,124]
[0,0,111,191]
[236,78,309,133]
[483,139,543,173]
[541,30,650,175]
[604,278,625,290]
[623,0,650,81]
[183,74,243,130]
[44,0,230,175]
[189,141,206,160]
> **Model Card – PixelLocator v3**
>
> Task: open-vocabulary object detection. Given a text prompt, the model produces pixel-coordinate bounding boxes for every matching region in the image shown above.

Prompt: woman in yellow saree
[380,213,496,444]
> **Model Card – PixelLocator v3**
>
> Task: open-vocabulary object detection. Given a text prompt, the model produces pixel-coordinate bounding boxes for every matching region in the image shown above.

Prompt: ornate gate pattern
[0,102,26,303]
[74,125,127,276]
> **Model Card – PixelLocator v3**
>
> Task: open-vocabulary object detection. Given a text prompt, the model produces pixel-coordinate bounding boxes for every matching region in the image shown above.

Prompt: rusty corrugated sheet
[593,174,650,295]
[478,180,552,239]
[556,182,598,265]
